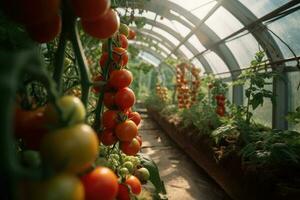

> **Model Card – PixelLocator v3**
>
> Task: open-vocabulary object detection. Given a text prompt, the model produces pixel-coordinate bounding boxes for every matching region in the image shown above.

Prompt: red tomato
[125,175,142,195]
[136,135,142,147]
[104,92,116,109]
[120,138,140,156]
[128,111,141,126]
[102,110,119,129]
[81,9,120,39]
[26,14,61,43]
[14,107,48,150]
[81,167,119,200]
[100,129,117,146]
[109,69,133,90]
[115,120,138,142]
[112,47,128,67]
[128,29,136,40]
[4,0,60,25]
[217,99,225,107]
[117,34,128,49]
[91,75,104,94]
[115,87,135,110]
[216,106,225,117]
[117,184,130,200]
[71,0,110,20]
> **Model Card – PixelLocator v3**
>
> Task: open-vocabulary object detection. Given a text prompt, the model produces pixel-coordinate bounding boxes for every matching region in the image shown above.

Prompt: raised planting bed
[146,106,300,200]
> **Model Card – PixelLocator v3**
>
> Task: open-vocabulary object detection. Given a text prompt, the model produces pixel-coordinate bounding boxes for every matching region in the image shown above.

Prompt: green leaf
[139,153,167,194]
[251,93,263,110]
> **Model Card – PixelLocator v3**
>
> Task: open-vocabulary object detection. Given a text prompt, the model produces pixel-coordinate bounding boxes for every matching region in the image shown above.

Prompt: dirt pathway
[138,108,231,200]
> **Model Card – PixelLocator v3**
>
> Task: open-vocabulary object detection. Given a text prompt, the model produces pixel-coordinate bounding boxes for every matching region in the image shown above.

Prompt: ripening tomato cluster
[3,0,62,43]
[14,96,106,199]
[2,0,136,43]
[156,83,169,103]
[91,23,142,157]
[176,63,201,109]
[215,94,226,117]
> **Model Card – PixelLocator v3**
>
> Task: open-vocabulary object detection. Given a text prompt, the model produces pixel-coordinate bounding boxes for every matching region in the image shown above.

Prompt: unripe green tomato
[110,154,120,161]
[45,96,86,127]
[130,157,140,167]
[119,23,129,37]
[135,167,150,182]
[122,161,134,173]
[119,167,129,177]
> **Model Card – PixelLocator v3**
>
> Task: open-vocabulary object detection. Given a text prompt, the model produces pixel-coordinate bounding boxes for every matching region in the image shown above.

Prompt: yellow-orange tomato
[41,124,99,174]
[44,96,86,127]
[30,174,84,200]
[115,120,138,142]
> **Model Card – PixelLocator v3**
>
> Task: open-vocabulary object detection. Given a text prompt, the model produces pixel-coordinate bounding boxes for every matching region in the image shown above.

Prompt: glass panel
[188,35,206,52]
[169,10,195,28]
[205,6,244,39]
[203,51,230,77]
[191,0,217,20]
[157,43,171,54]
[152,27,180,45]
[169,0,215,12]
[288,71,300,131]
[226,32,261,68]
[267,10,300,58]
[156,15,190,37]
[143,24,153,30]
[179,45,194,59]
[238,0,288,18]
[139,51,161,67]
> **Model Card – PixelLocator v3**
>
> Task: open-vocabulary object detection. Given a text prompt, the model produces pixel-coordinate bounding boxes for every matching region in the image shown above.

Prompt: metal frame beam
[131,42,169,59]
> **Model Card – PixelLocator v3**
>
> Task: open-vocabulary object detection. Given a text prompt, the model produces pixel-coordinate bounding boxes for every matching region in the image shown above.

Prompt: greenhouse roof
[117,0,300,77]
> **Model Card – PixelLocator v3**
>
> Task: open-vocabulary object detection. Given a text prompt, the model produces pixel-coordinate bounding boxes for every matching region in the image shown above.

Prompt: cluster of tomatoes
[155,83,169,103]
[2,0,136,43]
[215,94,226,117]
[3,0,62,43]
[176,63,201,109]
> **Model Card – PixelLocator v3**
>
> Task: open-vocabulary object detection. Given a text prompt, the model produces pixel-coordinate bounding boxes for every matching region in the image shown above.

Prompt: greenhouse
[0,0,300,199]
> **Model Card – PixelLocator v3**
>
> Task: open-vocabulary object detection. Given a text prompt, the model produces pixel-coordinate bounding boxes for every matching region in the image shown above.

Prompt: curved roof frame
[131,27,187,59]
[132,43,165,61]
[136,18,213,73]
[132,41,169,58]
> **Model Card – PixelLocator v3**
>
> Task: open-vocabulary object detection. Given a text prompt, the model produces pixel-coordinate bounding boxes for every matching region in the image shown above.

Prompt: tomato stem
[70,20,91,108]
[94,38,113,132]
